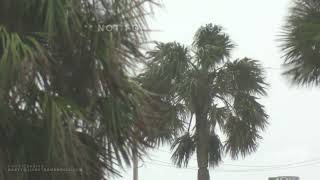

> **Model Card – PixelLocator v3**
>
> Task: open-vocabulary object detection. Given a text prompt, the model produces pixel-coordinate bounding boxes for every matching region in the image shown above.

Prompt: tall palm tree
[0,0,178,180]
[139,24,269,180]
[280,0,320,85]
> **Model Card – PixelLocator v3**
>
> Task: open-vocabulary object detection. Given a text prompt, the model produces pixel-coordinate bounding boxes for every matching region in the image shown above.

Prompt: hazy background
[119,0,320,179]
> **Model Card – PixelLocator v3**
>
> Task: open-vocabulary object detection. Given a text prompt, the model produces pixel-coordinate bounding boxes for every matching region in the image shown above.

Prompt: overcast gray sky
[119,0,320,180]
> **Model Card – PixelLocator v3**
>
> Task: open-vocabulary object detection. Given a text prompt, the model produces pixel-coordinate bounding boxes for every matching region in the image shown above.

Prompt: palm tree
[139,24,269,180]
[280,0,320,85]
[0,0,178,180]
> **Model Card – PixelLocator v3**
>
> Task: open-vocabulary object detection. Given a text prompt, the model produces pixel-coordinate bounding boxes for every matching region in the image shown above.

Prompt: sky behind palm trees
[119,0,320,179]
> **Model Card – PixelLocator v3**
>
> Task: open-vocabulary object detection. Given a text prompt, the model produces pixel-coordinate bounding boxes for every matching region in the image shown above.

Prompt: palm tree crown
[280,0,320,85]
[139,24,269,180]
[0,0,176,180]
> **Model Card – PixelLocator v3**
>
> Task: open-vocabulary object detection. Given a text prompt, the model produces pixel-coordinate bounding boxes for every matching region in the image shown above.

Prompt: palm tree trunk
[194,74,211,180]
[196,112,210,180]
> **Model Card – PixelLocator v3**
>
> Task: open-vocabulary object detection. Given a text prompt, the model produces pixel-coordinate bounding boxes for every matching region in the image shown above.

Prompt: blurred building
[268,176,299,180]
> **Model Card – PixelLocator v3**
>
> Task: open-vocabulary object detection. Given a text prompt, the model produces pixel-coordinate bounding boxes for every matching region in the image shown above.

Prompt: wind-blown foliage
[139,24,268,180]
[0,0,178,180]
[280,0,320,85]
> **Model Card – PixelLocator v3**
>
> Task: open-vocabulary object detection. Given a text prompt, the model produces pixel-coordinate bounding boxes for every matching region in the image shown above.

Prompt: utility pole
[132,146,138,180]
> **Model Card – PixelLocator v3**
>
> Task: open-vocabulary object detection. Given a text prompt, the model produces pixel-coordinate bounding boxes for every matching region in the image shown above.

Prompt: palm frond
[224,116,262,159]
[139,42,191,95]
[233,93,268,130]
[208,105,232,131]
[280,0,320,85]
[171,133,196,168]
[217,58,268,96]
[208,133,223,167]
[223,92,268,160]
[193,24,235,68]
[0,0,163,179]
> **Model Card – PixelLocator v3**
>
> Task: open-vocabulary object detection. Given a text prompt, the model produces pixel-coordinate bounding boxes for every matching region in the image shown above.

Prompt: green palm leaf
[0,0,165,179]
[280,0,320,85]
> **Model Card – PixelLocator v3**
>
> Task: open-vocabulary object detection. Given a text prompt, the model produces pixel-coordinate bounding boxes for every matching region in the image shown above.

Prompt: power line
[215,160,320,173]
[144,160,197,171]
[222,158,320,168]
[143,159,320,174]
[153,148,320,170]
[152,158,320,170]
